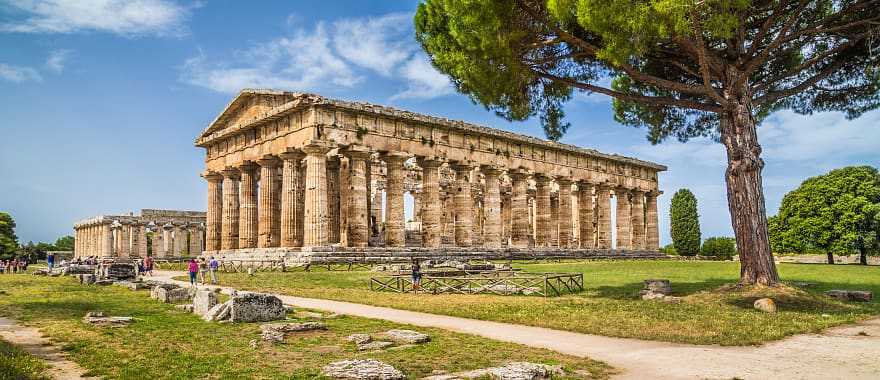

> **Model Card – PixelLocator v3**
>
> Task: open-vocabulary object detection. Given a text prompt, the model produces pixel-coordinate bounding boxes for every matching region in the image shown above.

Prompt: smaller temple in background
[73,209,205,258]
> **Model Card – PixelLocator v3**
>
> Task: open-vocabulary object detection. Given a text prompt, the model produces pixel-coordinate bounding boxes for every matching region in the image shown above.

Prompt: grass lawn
[0,274,610,380]
[206,260,880,346]
[0,338,49,380]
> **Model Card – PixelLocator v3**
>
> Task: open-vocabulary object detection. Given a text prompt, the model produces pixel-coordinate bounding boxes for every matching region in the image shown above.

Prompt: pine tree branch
[753,59,848,105]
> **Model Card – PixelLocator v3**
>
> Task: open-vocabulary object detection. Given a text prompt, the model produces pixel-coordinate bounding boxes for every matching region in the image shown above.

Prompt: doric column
[204,172,223,251]
[153,225,166,257]
[558,178,573,248]
[221,168,240,250]
[189,224,204,256]
[162,223,174,256]
[615,188,632,250]
[383,152,408,247]
[534,174,552,247]
[631,190,646,250]
[326,156,341,244]
[173,224,188,255]
[646,191,661,250]
[258,157,281,248]
[481,166,503,248]
[451,162,474,247]
[338,156,351,246]
[302,140,333,247]
[238,162,259,249]
[280,151,305,247]
[596,185,612,249]
[345,146,372,247]
[135,224,148,257]
[577,181,595,249]
[100,223,112,257]
[509,170,530,248]
[501,191,511,244]
[118,222,130,257]
[370,182,383,239]
[418,157,443,248]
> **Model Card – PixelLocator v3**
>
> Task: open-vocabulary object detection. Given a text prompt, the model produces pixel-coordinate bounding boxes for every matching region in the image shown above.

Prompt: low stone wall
[775,254,880,265]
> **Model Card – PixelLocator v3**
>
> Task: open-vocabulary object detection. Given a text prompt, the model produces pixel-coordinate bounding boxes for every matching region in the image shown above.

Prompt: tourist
[46,252,55,271]
[187,258,199,286]
[198,257,208,284]
[143,255,154,276]
[411,259,422,292]
[208,256,219,285]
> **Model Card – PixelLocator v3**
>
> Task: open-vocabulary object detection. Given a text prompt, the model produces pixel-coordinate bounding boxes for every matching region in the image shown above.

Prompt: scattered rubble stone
[203,302,231,322]
[175,304,194,312]
[423,362,562,380]
[753,298,777,313]
[249,339,259,349]
[640,279,672,296]
[193,289,218,316]
[229,293,286,322]
[322,359,405,380]
[346,334,372,345]
[128,282,149,291]
[150,284,180,300]
[79,274,96,285]
[379,329,430,344]
[156,287,192,304]
[82,311,133,326]
[825,290,873,302]
[357,341,394,351]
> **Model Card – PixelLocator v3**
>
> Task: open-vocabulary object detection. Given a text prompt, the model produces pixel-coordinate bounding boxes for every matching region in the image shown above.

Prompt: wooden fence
[370,272,584,297]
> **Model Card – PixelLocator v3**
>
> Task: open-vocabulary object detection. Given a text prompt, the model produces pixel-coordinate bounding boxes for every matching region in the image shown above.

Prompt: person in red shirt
[187,259,199,286]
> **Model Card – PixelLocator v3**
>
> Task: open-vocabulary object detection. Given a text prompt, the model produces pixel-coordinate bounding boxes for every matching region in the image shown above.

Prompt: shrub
[701,237,737,259]
[659,244,677,255]
[670,188,701,256]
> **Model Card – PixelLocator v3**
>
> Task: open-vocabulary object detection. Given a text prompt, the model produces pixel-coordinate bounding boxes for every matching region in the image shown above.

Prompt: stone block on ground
[259,322,327,343]
[825,290,873,302]
[640,279,671,296]
[229,293,286,322]
[753,298,777,313]
[157,287,192,304]
[193,289,218,316]
[357,341,393,351]
[346,334,372,345]
[82,311,133,326]
[128,282,149,291]
[150,283,180,299]
[175,304,194,312]
[488,362,563,380]
[379,329,430,344]
[322,359,405,380]
[203,301,231,322]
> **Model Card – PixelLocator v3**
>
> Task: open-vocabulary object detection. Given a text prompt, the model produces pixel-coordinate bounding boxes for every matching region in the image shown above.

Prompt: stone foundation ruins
[73,209,206,258]
[196,90,666,263]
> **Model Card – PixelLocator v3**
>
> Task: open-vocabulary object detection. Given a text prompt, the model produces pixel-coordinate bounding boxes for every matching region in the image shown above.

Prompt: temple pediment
[197,89,301,141]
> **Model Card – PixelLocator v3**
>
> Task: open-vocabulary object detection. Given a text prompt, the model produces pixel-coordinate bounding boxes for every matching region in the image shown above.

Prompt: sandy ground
[21,270,875,380]
[0,317,97,380]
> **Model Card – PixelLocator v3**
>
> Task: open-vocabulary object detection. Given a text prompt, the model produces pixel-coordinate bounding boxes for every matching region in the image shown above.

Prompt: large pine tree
[415,0,880,284]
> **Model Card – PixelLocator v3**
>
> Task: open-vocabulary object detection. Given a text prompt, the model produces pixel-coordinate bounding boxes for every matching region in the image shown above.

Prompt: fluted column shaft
[646,192,660,250]
[258,158,281,248]
[280,151,305,247]
[173,225,187,255]
[631,191,646,250]
[578,182,595,249]
[189,227,204,256]
[238,163,259,248]
[558,179,573,248]
[509,170,530,248]
[419,158,443,248]
[136,225,148,257]
[153,227,166,257]
[534,175,552,247]
[550,194,559,247]
[596,186,612,249]
[205,172,223,251]
[481,166,503,248]
[119,224,130,257]
[221,169,240,250]
[452,163,474,247]
[327,157,341,244]
[616,189,632,250]
[303,141,333,247]
[383,153,408,247]
[346,148,372,247]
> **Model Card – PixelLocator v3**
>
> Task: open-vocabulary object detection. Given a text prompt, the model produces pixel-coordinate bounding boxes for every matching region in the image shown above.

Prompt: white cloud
[759,110,880,162]
[44,49,72,74]
[1,0,189,36]
[182,12,454,101]
[332,13,413,76]
[390,55,454,100]
[0,63,42,82]
[573,75,613,104]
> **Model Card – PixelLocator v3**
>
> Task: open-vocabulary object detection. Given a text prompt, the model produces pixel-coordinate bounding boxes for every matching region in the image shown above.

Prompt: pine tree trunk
[859,247,867,265]
[719,101,780,286]
[827,252,835,264]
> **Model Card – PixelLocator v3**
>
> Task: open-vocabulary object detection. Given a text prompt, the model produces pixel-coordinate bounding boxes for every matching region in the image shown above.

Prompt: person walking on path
[187,258,199,286]
[46,252,55,272]
[143,256,154,277]
[197,258,208,284]
[208,256,219,285]
[411,259,422,292]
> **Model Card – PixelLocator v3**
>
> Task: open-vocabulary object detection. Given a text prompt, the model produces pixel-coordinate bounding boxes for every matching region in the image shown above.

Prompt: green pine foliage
[0,212,18,260]
[670,189,701,256]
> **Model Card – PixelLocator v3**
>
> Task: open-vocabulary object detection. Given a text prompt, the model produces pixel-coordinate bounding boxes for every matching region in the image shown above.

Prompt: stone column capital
[534,173,553,184]
[302,139,334,156]
[381,151,409,163]
[556,177,573,186]
[577,180,595,189]
[507,168,530,181]
[279,150,306,161]
[343,145,372,161]
[417,156,444,169]
[237,160,259,171]
[221,167,241,179]
[203,171,223,182]
[480,165,504,177]
[257,155,280,167]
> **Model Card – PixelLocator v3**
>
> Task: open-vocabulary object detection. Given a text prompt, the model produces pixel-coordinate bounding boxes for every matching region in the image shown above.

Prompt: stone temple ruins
[73,209,206,258]
[194,89,666,263]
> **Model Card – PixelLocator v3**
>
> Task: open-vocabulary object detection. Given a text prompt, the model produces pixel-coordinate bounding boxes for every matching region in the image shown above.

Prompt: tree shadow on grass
[591,278,732,300]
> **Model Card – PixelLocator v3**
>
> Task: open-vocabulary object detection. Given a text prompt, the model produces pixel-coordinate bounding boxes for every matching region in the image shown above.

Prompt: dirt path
[0,317,97,380]
[153,271,880,379]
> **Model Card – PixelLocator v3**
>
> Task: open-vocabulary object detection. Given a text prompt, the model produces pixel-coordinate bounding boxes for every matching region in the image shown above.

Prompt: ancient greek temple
[73,209,206,258]
[197,90,665,260]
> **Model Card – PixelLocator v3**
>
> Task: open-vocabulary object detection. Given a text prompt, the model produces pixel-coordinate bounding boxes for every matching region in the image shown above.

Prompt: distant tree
[659,243,678,255]
[0,212,18,260]
[670,189,701,256]
[53,235,75,251]
[702,237,737,259]
[769,166,880,265]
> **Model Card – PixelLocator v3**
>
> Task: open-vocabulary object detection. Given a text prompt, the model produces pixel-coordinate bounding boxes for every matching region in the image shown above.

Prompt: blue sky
[1,0,878,245]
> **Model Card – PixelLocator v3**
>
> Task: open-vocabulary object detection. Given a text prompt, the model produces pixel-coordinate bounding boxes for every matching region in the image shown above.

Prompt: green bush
[670,189,701,256]
[659,244,677,255]
[701,237,737,259]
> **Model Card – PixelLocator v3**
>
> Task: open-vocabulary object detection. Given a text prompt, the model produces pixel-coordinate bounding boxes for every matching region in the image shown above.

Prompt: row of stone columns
[75,221,204,258]
[204,140,661,251]
[74,222,112,257]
